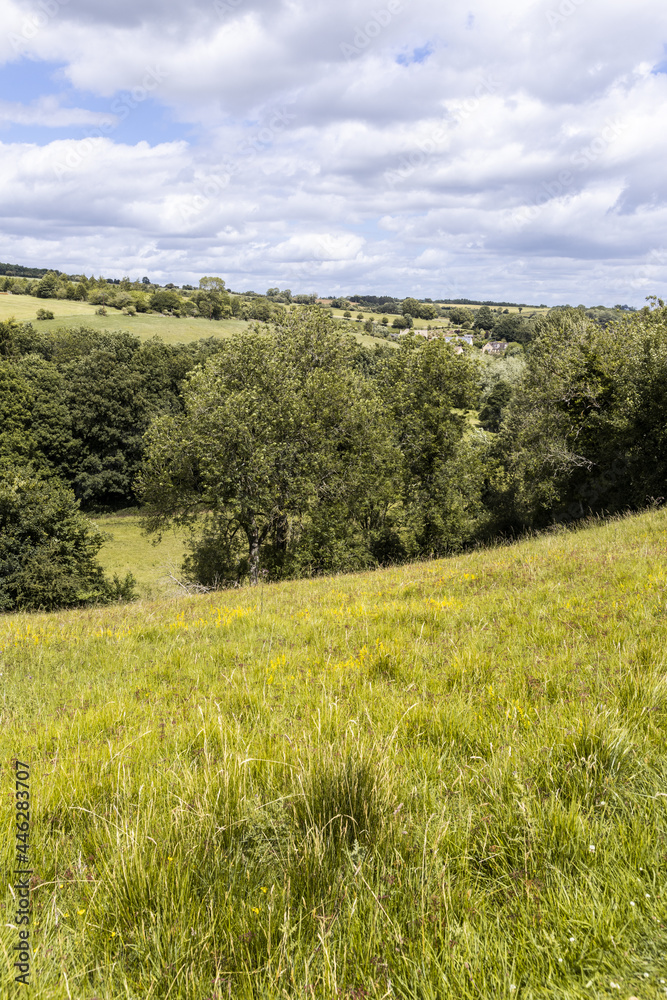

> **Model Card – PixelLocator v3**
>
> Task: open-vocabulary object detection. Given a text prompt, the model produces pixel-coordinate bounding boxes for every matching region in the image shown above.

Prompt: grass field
[2,509,667,998]
[0,295,383,348]
[0,293,247,344]
[94,513,190,600]
[325,303,549,330]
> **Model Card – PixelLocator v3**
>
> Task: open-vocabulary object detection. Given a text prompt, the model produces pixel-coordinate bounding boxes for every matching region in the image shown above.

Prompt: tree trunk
[248,522,260,586]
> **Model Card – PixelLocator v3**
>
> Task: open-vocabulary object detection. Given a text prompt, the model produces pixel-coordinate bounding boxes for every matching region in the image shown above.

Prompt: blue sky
[0,0,666,303]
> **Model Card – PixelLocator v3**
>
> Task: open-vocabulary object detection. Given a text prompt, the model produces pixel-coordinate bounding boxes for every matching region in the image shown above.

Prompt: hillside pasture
[1,509,667,997]
[0,294,384,347]
[0,293,247,343]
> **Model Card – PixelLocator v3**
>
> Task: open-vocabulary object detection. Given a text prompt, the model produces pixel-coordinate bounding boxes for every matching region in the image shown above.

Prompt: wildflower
[589,845,595,852]
[251,906,259,915]
[630,901,635,906]
[168,857,173,862]
[569,937,575,943]
[77,909,85,915]
[260,887,268,893]
[509,987,516,992]
[609,983,620,990]
[111,931,116,938]
[646,893,650,898]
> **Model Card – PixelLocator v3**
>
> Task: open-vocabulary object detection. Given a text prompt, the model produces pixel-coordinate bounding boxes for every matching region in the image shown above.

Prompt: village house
[482,341,508,355]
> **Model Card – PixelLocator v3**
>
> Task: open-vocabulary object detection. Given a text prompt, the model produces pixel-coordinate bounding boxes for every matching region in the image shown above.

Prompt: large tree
[139,311,400,584]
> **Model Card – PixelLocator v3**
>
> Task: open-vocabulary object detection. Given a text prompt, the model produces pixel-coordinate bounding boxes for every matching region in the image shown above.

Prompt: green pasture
[0,294,383,347]
[1,508,667,997]
[0,294,247,344]
[94,513,190,600]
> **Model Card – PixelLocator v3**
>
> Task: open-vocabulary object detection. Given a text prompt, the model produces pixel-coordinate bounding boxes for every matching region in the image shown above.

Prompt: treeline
[1,272,289,323]
[1,300,666,609]
[0,262,62,278]
[0,323,227,611]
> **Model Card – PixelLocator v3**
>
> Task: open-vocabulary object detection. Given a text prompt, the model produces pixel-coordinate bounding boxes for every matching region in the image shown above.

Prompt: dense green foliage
[140,311,483,585]
[0,324,226,509]
[488,304,667,529]
[0,468,135,612]
[1,298,666,601]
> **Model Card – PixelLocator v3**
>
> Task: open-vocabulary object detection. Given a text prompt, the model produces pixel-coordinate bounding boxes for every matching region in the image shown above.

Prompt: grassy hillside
[0,293,247,343]
[1,509,667,997]
[0,294,383,347]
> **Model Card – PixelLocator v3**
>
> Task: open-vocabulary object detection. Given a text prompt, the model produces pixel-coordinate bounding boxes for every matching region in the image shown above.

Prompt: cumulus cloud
[0,0,666,301]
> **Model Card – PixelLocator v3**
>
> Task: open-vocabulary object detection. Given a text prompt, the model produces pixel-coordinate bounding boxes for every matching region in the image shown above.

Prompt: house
[482,341,508,355]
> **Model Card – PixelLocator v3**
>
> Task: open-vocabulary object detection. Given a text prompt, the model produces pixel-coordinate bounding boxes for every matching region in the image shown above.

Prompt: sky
[0,0,666,304]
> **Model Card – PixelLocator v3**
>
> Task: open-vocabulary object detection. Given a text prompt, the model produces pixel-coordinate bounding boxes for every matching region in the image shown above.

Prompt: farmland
[1,508,666,997]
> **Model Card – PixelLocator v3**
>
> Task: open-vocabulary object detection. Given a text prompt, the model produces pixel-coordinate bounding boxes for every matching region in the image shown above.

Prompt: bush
[36,308,54,321]
[0,469,136,612]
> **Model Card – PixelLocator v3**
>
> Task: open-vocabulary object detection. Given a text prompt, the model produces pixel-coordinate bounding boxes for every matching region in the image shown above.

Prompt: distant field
[1,508,666,997]
[94,512,190,599]
[0,294,384,346]
[0,293,247,343]
[327,302,549,329]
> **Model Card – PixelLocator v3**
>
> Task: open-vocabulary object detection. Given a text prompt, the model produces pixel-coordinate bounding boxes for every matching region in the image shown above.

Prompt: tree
[140,310,400,585]
[34,271,60,299]
[375,337,484,555]
[494,313,531,343]
[0,468,135,612]
[473,305,496,332]
[448,306,475,328]
[199,276,226,294]
[150,290,182,314]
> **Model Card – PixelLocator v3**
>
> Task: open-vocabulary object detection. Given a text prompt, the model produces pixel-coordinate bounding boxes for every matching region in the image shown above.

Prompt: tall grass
[1,509,667,997]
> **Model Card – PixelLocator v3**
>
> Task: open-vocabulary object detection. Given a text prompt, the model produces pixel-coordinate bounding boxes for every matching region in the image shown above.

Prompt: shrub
[36,308,54,320]
[0,469,136,612]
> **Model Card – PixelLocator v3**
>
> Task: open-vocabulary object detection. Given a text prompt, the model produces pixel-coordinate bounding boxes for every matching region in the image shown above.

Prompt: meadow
[93,513,189,600]
[0,295,381,347]
[0,293,249,344]
[1,508,667,998]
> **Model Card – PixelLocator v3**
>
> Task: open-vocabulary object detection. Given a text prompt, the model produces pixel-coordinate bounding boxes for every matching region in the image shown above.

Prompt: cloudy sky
[1,0,666,303]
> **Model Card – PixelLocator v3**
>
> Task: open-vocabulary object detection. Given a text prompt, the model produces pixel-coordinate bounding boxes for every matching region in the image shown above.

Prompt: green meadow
[93,513,190,600]
[0,293,247,344]
[1,509,667,998]
[0,295,382,347]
